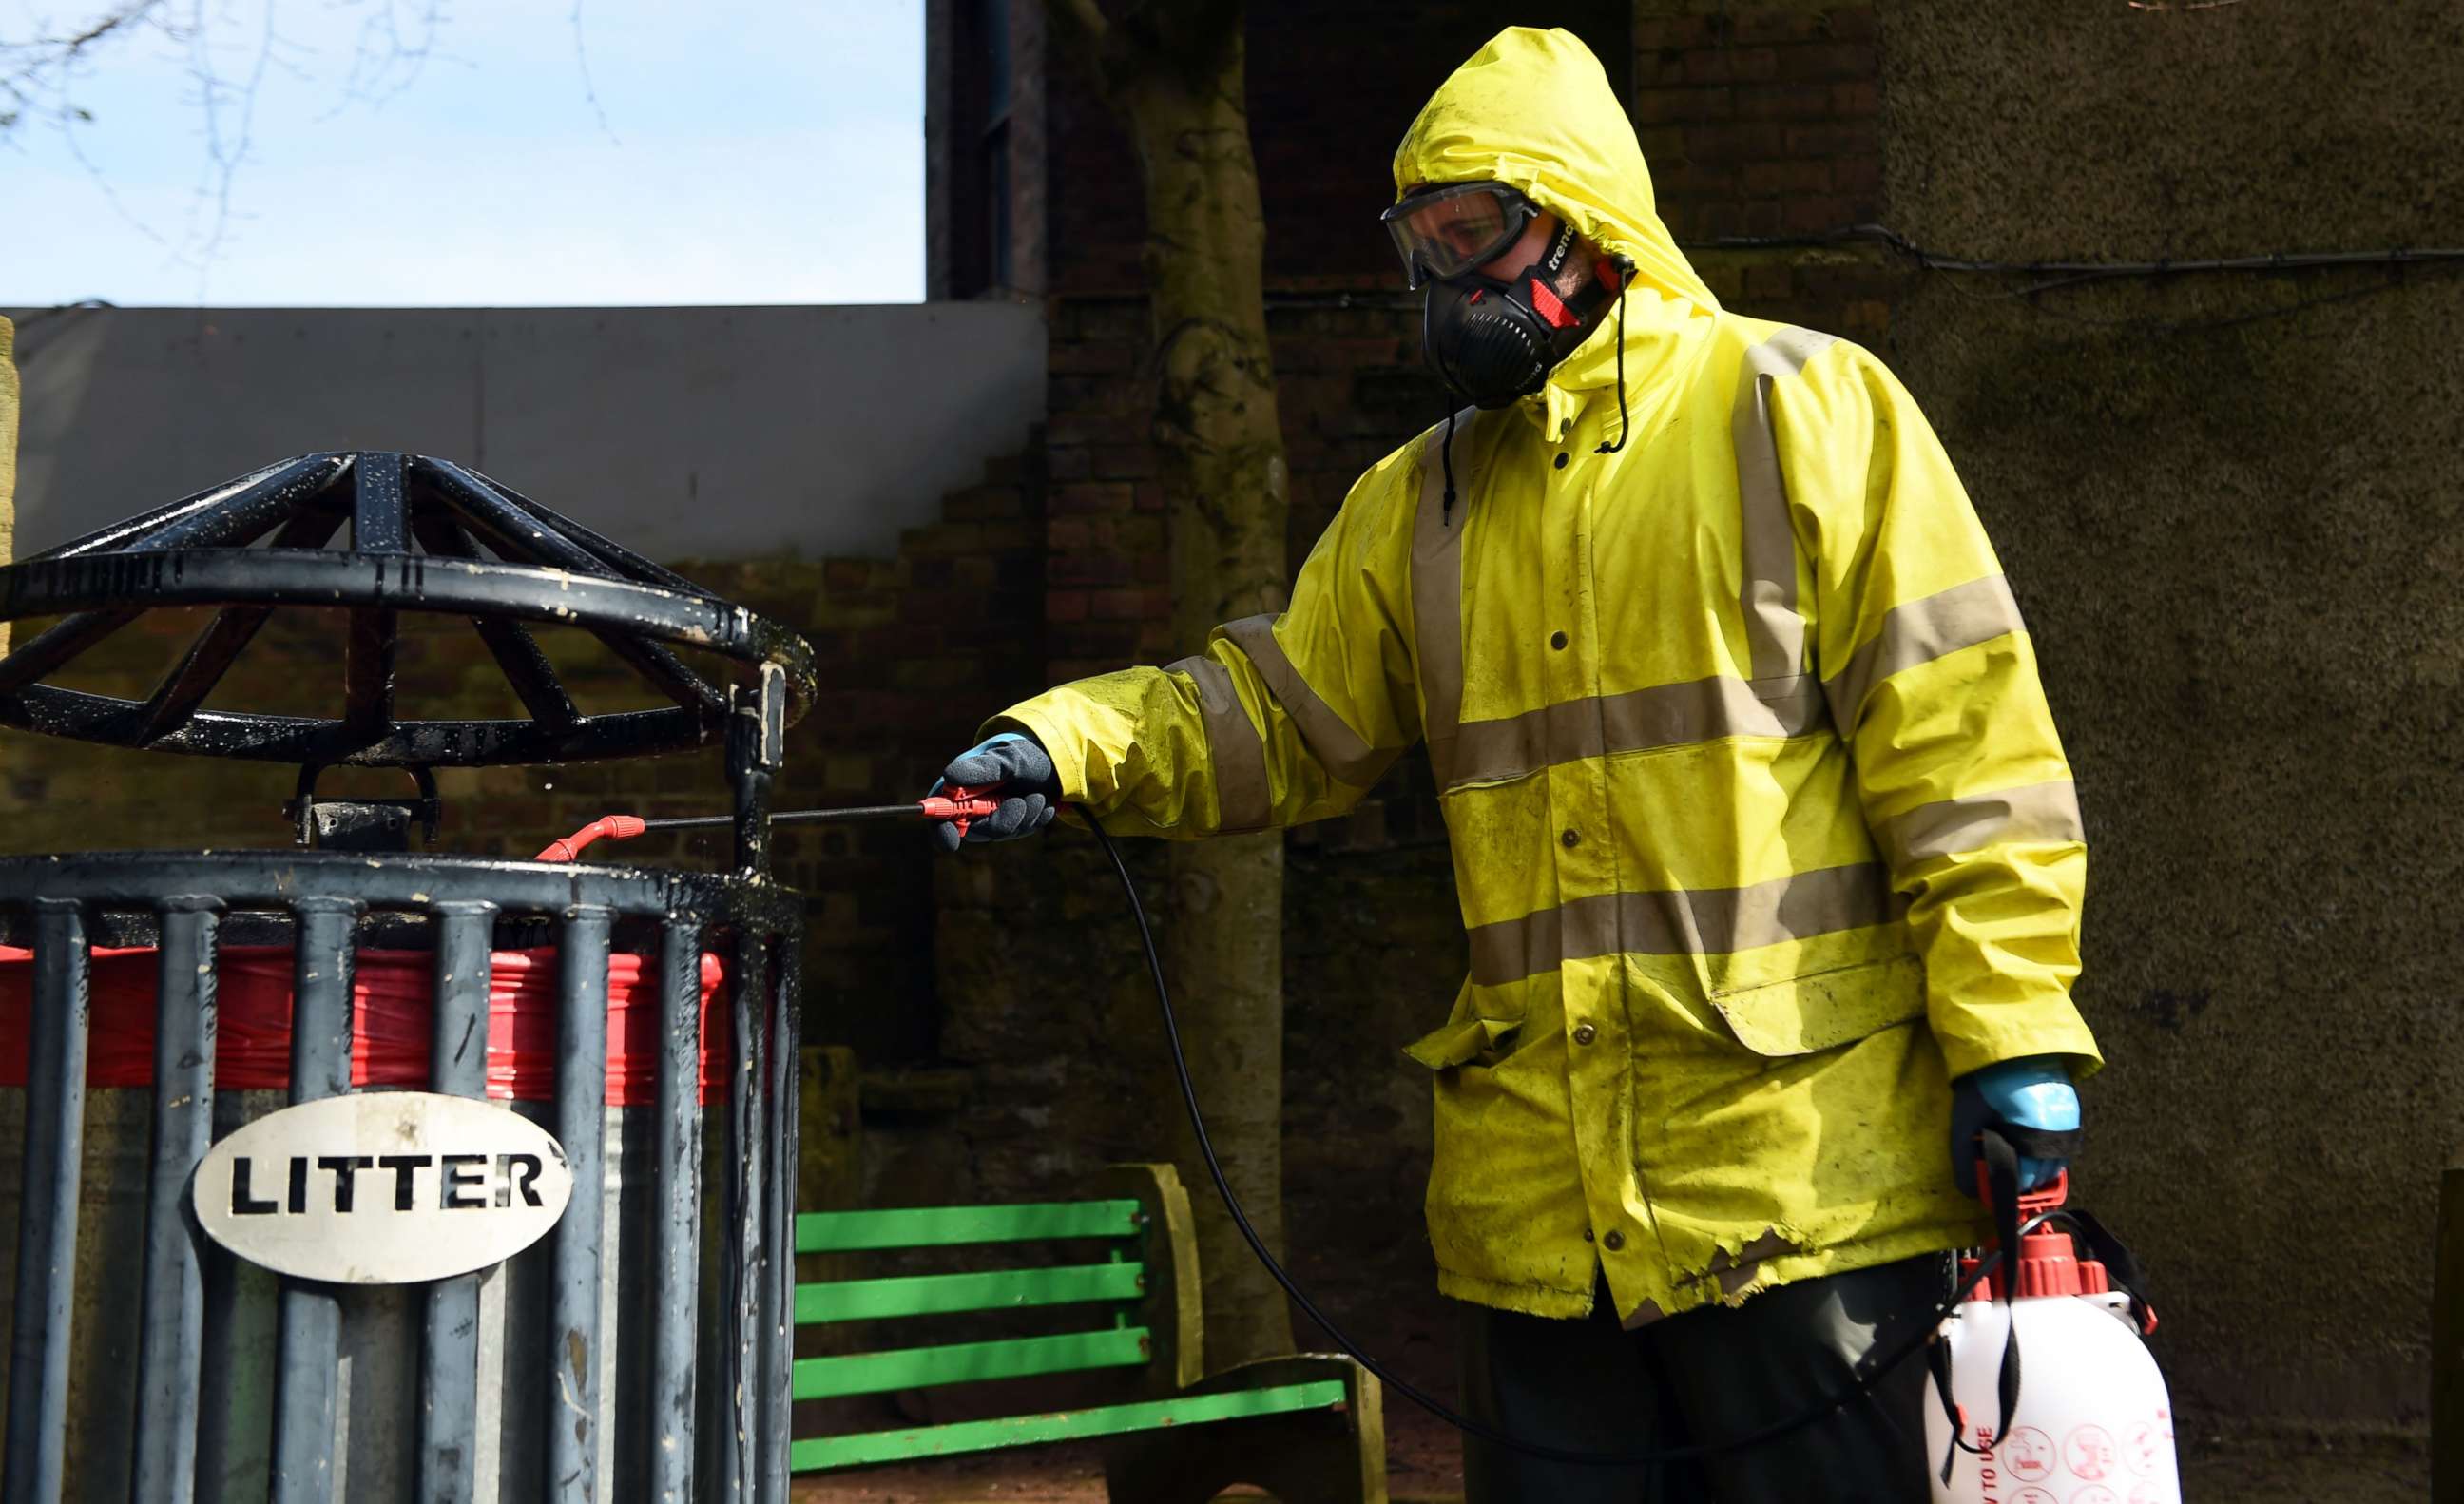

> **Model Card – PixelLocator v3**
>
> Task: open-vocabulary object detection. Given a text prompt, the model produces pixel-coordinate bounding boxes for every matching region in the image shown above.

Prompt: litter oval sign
[195,1092,572,1284]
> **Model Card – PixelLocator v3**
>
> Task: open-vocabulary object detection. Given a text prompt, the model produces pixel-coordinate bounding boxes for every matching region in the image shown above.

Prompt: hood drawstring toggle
[1595,255,1636,455]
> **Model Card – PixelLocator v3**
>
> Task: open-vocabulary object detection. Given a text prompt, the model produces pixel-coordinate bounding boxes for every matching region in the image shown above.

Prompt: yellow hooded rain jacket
[994,27,2100,1327]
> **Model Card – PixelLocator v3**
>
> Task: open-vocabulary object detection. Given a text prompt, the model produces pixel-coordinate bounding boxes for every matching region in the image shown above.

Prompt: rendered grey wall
[1879,0,2464,1426]
[6,301,1045,561]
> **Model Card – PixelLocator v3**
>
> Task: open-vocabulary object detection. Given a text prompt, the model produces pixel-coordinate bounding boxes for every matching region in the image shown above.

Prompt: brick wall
[1041,293,1440,666]
[1634,4,1883,242]
[1646,3,1912,347]
[1039,298,1170,678]
[1634,2,1904,348]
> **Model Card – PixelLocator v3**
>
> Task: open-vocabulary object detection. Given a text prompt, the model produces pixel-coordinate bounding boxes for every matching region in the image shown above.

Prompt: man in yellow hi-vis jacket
[930,28,2100,1500]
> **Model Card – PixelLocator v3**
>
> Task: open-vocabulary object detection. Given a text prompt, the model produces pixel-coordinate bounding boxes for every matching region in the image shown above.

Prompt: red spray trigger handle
[923,785,1001,838]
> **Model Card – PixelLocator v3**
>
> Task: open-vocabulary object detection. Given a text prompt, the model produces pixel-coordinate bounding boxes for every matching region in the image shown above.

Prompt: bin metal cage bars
[0,853,805,1504]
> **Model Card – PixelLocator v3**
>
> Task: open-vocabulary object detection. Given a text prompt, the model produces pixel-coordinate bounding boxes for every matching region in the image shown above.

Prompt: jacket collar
[1521,281,1707,444]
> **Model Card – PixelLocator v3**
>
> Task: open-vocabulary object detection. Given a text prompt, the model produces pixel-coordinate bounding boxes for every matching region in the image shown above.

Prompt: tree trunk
[1048,0,1296,1366]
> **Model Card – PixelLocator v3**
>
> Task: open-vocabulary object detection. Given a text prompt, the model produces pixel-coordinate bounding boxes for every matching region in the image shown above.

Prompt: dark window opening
[986,120,1013,291]
[948,0,1013,299]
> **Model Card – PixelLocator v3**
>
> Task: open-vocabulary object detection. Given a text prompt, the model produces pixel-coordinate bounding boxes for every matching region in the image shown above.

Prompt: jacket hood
[1394,27,1716,318]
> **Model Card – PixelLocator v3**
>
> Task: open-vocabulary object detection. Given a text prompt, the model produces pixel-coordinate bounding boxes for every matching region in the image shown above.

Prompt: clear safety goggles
[1380,181,1541,290]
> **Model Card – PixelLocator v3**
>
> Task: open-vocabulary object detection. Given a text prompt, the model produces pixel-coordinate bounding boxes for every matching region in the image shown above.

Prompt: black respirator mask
[1383,182,1620,410]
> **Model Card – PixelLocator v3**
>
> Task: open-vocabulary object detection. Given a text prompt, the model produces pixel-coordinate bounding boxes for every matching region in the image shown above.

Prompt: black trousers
[1456,1255,1944,1503]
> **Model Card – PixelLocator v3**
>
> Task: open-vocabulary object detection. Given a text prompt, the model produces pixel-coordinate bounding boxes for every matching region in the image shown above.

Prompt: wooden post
[2424,1158,2464,1498]
[2436,1163,2464,1502]
[797,1045,862,1217]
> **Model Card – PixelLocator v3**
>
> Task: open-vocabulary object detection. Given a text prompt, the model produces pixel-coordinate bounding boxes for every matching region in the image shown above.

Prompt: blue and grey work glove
[929,731,1061,854]
[1949,1054,2080,1195]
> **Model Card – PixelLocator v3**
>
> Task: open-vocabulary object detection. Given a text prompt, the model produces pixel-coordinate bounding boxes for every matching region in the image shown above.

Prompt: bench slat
[796,1263,1145,1324]
[789,1380,1350,1471]
[792,1327,1151,1399]
[797,1200,1142,1252]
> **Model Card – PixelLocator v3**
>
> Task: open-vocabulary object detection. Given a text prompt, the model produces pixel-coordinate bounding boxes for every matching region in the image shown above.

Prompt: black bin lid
[0,452,815,767]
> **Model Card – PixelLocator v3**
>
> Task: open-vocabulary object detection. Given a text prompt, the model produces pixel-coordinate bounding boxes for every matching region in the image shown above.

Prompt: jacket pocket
[1708,953,1925,1058]
[1402,986,1524,1070]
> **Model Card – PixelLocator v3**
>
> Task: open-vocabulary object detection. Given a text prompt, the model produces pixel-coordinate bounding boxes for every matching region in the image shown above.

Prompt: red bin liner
[0,944,734,1106]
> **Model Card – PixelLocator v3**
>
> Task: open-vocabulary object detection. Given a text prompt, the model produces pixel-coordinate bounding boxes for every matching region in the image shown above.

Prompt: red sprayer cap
[1958,1168,2116,1302]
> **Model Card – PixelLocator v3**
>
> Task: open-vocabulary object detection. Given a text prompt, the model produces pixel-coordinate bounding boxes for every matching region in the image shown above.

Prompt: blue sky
[4,0,924,307]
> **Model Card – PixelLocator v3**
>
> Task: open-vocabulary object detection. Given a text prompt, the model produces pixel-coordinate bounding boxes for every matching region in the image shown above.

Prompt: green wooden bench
[791,1163,1387,1502]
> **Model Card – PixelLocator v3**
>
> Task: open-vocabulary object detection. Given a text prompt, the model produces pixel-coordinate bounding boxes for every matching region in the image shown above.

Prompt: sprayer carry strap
[2051,1206,2159,1335]
[1928,1122,2081,1484]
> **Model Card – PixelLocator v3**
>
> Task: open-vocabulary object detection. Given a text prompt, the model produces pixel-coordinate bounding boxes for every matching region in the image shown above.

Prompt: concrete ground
[790,1408,2425,1502]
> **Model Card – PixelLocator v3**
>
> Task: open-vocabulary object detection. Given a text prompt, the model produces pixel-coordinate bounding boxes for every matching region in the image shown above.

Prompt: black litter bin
[0,453,814,1503]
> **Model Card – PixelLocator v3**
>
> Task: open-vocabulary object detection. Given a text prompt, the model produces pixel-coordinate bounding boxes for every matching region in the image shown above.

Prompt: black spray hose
[1080,810,2016,1468]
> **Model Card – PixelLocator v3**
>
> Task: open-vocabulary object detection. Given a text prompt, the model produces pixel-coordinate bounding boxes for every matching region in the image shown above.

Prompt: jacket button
[1553,453,1569,470]
[1550,630,1569,650]
[1572,1023,1597,1046]
[1602,1230,1626,1251]
[1560,828,1580,848]
[1582,1228,1594,1243]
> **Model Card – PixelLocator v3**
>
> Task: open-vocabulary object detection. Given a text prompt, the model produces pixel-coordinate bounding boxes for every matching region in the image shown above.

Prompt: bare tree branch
[5,0,463,286]
[1,1,173,129]
[321,0,447,120]
[6,1,165,72]
[568,0,620,145]
[183,0,296,280]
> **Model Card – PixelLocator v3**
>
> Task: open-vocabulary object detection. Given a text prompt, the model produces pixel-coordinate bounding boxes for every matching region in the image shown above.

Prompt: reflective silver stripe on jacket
[1731,327,1838,683]
[1876,780,2084,872]
[1414,407,1480,786]
[1446,674,1826,787]
[1821,573,2028,730]
[1464,861,1898,987]
[1216,615,1392,786]
[1165,654,1272,833]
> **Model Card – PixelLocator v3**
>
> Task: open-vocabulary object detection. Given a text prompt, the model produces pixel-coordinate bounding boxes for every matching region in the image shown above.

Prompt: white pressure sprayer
[1926,1136,2179,1504]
